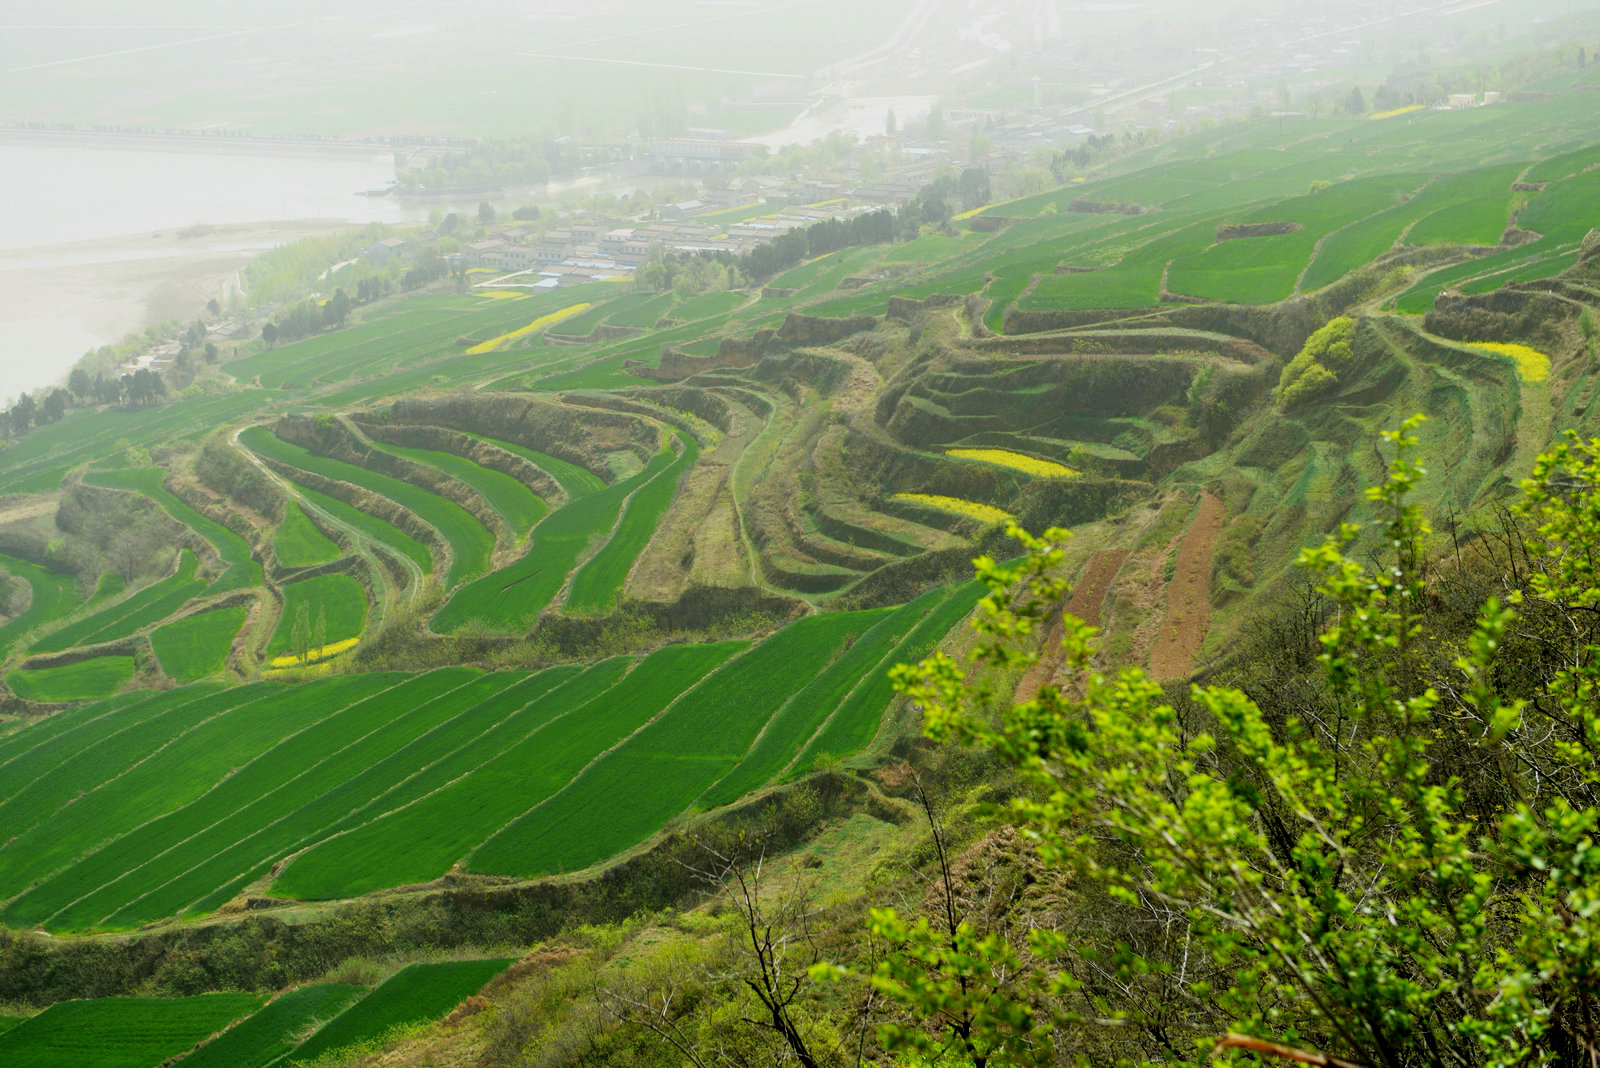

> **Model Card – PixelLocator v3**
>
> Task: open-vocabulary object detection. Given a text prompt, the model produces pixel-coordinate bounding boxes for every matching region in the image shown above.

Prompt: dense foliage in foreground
[867,420,1600,1066]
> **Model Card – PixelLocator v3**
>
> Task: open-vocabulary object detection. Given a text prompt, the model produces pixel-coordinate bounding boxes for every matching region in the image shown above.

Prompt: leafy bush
[862,418,1600,1065]
[1275,315,1354,409]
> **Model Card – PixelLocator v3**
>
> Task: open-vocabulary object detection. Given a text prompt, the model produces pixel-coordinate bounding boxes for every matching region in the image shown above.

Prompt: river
[0,138,427,403]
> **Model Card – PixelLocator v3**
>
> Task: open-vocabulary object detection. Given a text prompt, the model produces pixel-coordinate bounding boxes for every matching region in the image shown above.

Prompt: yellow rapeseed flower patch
[269,637,361,669]
[1469,341,1551,383]
[947,448,1079,478]
[891,493,1012,525]
[1369,105,1425,120]
[479,290,528,300]
[466,303,591,354]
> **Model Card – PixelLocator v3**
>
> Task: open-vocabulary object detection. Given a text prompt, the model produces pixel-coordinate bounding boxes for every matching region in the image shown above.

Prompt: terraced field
[7,655,136,702]
[240,427,493,586]
[0,554,86,660]
[272,500,341,568]
[175,984,366,1068]
[30,550,205,654]
[0,593,970,929]
[366,439,548,536]
[266,573,368,662]
[434,439,677,633]
[151,606,248,682]
[564,433,698,614]
[0,992,264,1068]
[287,960,511,1064]
[3,70,1600,989]
[83,467,262,590]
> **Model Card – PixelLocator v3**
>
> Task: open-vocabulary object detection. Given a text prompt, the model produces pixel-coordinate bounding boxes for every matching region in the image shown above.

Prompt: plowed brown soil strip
[1015,548,1128,703]
[1148,492,1224,681]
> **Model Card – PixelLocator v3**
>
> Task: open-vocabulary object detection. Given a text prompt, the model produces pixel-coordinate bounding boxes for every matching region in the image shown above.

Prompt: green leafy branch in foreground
[836,415,1600,1067]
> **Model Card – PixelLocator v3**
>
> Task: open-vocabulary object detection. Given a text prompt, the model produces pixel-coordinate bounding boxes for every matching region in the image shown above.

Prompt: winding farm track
[1148,492,1224,681]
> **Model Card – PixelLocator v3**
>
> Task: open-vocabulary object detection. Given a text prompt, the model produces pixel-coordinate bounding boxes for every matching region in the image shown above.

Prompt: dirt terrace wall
[1426,285,1579,350]
[775,312,878,346]
[352,421,565,506]
[970,330,1269,363]
[381,395,655,478]
[252,454,449,572]
[275,417,507,547]
[643,337,769,383]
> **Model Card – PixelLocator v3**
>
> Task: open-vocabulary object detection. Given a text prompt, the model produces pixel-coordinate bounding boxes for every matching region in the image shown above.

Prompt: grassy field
[8,656,136,703]
[273,500,342,569]
[151,606,248,683]
[367,440,548,537]
[564,434,697,614]
[0,554,85,661]
[477,610,889,877]
[790,581,987,777]
[177,984,367,1068]
[287,960,511,1064]
[241,427,491,587]
[434,441,674,633]
[31,550,205,654]
[295,485,433,575]
[265,574,369,659]
[0,992,263,1068]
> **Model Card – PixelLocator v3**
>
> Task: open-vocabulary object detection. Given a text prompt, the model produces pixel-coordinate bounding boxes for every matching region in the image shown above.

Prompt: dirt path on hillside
[1148,492,1224,681]
[1015,548,1128,703]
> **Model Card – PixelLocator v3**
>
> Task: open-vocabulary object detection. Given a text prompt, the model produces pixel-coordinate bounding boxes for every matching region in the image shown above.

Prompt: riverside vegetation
[4,57,1600,1068]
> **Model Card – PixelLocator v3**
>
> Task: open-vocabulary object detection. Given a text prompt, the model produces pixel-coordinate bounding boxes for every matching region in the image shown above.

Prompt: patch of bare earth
[1015,548,1128,703]
[1147,491,1224,681]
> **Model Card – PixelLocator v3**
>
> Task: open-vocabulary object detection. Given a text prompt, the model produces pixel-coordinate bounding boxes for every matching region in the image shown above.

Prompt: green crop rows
[0,675,387,927]
[241,427,491,586]
[368,439,547,536]
[31,550,204,654]
[478,611,887,878]
[0,992,264,1068]
[178,984,366,1068]
[434,440,675,633]
[273,500,342,568]
[8,656,135,703]
[0,554,85,660]
[269,663,620,900]
[565,433,697,614]
[790,581,986,777]
[289,960,511,1063]
[94,673,530,929]
[151,606,247,682]
[697,595,931,809]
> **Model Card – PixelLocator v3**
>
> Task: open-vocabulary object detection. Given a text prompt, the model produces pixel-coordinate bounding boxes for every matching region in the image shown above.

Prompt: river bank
[0,221,354,401]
